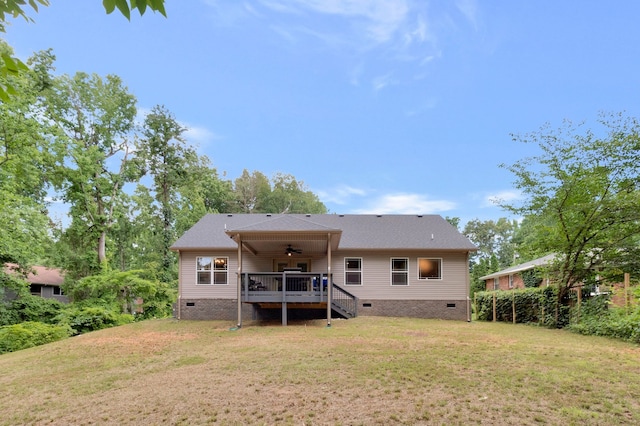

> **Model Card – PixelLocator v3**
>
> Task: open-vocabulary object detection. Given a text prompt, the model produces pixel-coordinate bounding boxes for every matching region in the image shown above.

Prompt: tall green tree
[501,113,640,300]
[233,169,271,213]
[136,105,191,280]
[46,72,138,271]
[0,45,54,268]
[174,158,232,235]
[264,173,327,214]
[463,218,519,268]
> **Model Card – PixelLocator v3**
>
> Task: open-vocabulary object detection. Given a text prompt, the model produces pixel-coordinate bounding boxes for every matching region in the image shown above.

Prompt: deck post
[237,236,242,328]
[282,272,287,326]
[326,233,332,327]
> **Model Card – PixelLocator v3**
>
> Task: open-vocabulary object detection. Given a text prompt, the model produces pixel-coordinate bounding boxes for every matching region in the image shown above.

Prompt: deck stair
[331,283,358,318]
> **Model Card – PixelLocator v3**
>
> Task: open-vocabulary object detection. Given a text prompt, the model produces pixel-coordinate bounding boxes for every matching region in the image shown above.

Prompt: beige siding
[179,250,468,301]
[333,250,467,301]
[180,251,238,299]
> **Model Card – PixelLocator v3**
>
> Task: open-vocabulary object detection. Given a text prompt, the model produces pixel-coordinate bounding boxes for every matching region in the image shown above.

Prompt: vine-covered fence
[475,273,637,328]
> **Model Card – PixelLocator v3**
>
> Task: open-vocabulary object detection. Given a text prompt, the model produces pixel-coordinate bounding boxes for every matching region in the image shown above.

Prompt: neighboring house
[3,264,69,303]
[479,254,557,291]
[171,214,477,326]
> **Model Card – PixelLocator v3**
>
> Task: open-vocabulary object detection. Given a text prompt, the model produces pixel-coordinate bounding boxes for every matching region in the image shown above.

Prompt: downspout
[237,235,243,328]
[466,251,471,322]
[177,250,181,320]
[326,233,332,327]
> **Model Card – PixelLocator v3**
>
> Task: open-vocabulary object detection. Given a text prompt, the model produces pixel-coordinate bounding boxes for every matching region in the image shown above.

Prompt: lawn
[1,316,639,425]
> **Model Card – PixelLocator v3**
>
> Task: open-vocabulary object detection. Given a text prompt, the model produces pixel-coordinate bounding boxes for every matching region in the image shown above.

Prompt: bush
[475,286,561,327]
[10,295,65,324]
[569,296,640,343]
[0,321,73,354]
[56,306,134,335]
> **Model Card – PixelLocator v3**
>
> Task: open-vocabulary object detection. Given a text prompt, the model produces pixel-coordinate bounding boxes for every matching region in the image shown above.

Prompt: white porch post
[326,233,332,327]
[237,235,243,328]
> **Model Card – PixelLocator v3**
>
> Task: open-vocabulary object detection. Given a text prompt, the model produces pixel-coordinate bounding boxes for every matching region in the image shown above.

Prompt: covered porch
[225,215,356,326]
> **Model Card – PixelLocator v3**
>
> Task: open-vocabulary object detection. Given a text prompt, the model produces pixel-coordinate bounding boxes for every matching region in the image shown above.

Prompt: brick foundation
[357,299,469,321]
[177,298,469,321]
[177,299,254,321]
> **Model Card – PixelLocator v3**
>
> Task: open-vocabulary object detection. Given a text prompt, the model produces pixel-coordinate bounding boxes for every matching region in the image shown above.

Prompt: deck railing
[241,272,358,317]
[242,272,328,303]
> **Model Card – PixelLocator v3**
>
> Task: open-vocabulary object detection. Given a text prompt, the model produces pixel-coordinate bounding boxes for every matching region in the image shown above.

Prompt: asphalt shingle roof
[171,214,477,251]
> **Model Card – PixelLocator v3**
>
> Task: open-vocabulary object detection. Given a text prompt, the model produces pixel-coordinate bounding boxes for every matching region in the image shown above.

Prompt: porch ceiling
[230,231,341,256]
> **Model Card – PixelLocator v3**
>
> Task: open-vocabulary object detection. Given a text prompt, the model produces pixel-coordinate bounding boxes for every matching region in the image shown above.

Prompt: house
[171,214,477,326]
[479,254,557,291]
[3,264,68,303]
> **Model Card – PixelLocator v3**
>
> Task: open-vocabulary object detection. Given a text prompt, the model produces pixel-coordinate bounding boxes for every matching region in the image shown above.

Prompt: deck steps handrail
[331,283,358,318]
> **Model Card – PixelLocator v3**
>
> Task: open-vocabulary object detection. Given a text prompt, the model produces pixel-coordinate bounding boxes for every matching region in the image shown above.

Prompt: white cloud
[257,0,411,46]
[317,184,368,205]
[183,125,220,148]
[372,73,395,91]
[286,0,410,43]
[354,193,456,214]
[455,0,480,30]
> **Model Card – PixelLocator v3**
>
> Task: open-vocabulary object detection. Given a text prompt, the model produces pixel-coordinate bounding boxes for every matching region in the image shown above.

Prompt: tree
[463,218,518,268]
[264,173,327,214]
[46,72,138,269]
[136,105,191,280]
[0,45,55,268]
[233,169,271,213]
[444,216,461,230]
[501,113,640,303]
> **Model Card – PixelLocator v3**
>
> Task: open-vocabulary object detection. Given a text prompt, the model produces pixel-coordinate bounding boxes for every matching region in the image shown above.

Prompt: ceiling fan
[285,244,302,256]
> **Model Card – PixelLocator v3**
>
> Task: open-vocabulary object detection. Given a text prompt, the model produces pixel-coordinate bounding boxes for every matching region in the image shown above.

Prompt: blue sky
[5,1,640,225]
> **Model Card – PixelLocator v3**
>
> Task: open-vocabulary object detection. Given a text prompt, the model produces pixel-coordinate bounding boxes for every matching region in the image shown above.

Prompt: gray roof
[478,254,557,280]
[171,214,477,251]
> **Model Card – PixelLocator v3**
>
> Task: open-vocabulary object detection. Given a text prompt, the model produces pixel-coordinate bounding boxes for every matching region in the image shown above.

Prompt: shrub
[0,321,73,354]
[569,296,640,343]
[475,286,561,327]
[10,295,65,324]
[56,306,134,335]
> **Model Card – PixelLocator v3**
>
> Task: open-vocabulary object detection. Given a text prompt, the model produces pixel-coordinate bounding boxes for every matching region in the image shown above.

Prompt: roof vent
[227,214,233,217]
[376,215,382,217]
[339,214,344,217]
[266,214,271,217]
[306,214,311,217]
[417,215,423,218]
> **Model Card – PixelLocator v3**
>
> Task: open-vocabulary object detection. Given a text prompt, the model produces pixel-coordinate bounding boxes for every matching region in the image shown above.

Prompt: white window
[493,278,499,290]
[53,286,63,296]
[344,258,362,285]
[509,274,514,288]
[197,257,228,285]
[391,258,408,286]
[418,258,442,280]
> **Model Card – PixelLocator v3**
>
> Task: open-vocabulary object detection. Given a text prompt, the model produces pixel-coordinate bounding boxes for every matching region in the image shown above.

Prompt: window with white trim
[53,286,63,296]
[418,258,442,280]
[391,258,408,286]
[493,278,499,290]
[197,257,228,285]
[509,274,514,288]
[344,258,362,285]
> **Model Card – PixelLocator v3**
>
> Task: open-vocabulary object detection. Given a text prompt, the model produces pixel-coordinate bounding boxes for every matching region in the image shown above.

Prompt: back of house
[171,214,477,325]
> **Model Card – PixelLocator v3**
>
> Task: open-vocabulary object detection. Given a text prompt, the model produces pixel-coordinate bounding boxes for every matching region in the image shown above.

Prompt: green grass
[1,317,639,425]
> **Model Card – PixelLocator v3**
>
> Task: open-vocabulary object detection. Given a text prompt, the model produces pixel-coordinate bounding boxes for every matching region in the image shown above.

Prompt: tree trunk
[98,231,107,263]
